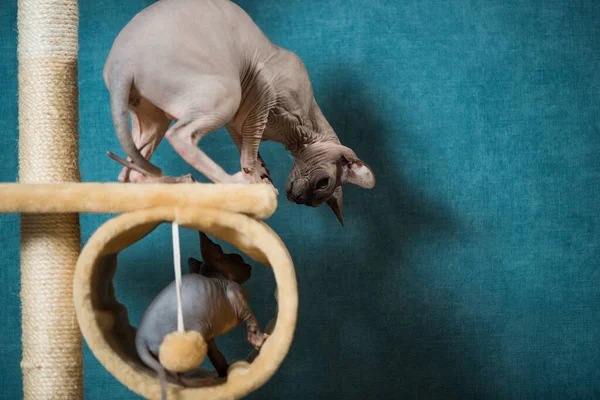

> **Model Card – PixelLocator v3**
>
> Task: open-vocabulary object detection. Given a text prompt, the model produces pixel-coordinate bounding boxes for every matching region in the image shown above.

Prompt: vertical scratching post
[17,0,83,398]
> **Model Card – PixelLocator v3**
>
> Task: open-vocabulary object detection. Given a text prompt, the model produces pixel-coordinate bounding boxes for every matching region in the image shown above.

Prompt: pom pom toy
[159,331,207,373]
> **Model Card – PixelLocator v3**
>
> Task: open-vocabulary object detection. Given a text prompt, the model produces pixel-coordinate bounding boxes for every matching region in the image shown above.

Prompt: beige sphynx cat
[104,0,375,225]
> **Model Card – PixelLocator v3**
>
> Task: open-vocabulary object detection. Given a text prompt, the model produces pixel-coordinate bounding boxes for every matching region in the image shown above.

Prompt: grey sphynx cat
[104,0,375,225]
[135,233,266,396]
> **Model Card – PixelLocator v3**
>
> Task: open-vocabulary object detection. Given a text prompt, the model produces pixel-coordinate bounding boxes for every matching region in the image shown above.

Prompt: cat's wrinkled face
[285,143,375,225]
[285,165,337,207]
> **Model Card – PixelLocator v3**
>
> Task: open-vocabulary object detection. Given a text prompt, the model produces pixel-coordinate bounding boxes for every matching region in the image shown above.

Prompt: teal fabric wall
[1,0,599,398]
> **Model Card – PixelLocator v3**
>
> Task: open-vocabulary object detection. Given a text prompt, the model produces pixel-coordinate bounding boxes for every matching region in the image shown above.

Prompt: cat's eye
[316,178,329,189]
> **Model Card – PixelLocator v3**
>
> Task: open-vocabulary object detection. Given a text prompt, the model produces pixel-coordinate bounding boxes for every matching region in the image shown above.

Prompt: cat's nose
[286,179,308,204]
[292,193,304,203]
[287,189,304,203]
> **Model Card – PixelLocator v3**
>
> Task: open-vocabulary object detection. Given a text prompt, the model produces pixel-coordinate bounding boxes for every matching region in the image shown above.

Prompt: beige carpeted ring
[73,206,298,400]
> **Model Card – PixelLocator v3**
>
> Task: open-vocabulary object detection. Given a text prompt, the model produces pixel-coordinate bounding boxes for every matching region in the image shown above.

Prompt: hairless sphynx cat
[104,0,375,225]
[135,233,266,396]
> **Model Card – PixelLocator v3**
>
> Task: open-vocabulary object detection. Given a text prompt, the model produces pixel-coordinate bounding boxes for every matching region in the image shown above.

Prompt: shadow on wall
[108,64,484,398]
[248,67,486,399]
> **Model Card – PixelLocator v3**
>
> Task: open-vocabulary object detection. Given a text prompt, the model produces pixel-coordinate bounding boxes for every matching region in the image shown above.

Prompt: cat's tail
[136,336,168,400]
[107,67,163,177]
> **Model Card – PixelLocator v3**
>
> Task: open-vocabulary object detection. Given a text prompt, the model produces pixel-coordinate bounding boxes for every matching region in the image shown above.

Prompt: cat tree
[10,0,297,398]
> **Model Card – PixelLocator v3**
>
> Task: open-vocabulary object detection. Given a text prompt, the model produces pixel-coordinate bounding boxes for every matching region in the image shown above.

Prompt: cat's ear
[340,155,375,189]
[200,232,224,264]
[326,186,344,226]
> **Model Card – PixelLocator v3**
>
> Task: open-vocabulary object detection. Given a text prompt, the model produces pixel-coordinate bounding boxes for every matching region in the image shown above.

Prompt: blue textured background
[1,0,600,398]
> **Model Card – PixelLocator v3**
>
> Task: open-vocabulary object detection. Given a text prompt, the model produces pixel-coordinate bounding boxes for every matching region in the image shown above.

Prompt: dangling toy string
[172,222,184,332]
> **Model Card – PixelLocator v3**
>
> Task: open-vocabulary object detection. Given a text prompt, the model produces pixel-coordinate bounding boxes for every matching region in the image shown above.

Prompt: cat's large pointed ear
[327,186,344,226]
[340,155,376,189]
[200,232,223,264]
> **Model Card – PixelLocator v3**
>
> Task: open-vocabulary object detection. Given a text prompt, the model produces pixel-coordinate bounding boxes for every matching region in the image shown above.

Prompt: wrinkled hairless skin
[104,0,375,224]
[135,232,266,390]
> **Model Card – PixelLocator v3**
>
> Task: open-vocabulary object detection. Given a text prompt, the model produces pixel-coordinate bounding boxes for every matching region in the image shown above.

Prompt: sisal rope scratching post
[18,0,82,398]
